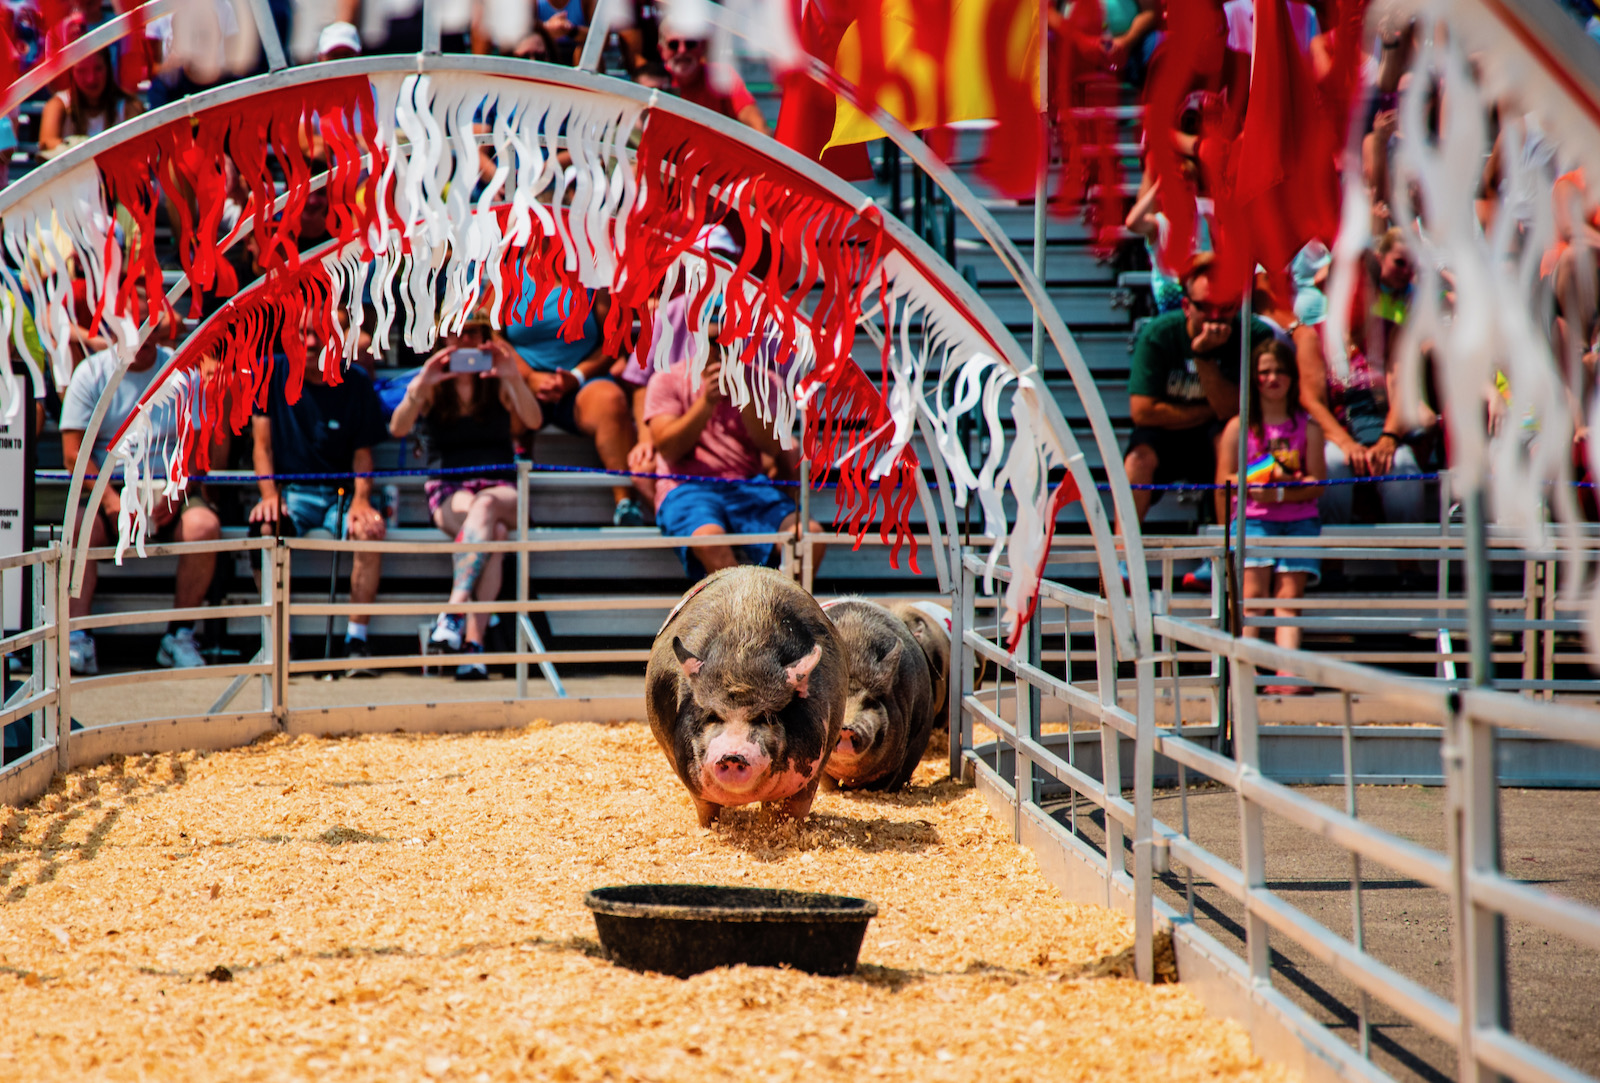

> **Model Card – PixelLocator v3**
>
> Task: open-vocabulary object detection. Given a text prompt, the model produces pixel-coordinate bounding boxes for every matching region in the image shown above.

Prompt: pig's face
[646,566,847,824]
[832,686,894,777]
[670,634,828,806]
[823,600,930,788]
[829,638,909,784]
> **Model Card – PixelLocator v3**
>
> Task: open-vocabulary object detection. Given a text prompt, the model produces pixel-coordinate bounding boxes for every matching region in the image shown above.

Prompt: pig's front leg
[692,794,723,828]
[768,775,822,822]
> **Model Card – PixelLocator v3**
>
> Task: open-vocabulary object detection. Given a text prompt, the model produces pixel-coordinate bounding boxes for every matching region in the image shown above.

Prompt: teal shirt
[504,283,600,374]
[1103,0,1141,36]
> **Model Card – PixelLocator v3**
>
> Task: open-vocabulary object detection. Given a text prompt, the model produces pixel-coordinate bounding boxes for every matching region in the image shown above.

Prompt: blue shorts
[282,484,388,537]
[657,480,794,576]
[1243,517,1322,583]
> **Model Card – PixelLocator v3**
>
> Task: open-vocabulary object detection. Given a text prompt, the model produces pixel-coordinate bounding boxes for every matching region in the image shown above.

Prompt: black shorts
[1126,423,1223,486]
[543,375,619,434]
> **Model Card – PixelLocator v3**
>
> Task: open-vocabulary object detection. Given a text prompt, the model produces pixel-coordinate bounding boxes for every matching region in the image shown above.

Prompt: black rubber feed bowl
[584,884,878,978]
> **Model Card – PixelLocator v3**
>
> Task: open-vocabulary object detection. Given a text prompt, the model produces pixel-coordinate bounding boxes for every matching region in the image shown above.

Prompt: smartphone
[449,348,493,373]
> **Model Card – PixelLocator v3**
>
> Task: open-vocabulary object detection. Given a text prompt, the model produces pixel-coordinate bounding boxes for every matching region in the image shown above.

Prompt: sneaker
[344,637,377,679]
[613,497,647,527]
[157,627,206,669]
[429,612,464,652]
[455,642,488,681]
[68,631,98,676]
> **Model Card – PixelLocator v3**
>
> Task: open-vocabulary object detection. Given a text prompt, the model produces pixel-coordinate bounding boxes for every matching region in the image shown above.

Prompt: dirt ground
[0,722,1296,1083]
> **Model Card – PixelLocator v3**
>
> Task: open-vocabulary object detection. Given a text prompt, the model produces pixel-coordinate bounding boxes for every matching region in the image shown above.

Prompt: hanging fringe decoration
[5,68,1073,640]
[622,108,924,556]
[101,249,347,553]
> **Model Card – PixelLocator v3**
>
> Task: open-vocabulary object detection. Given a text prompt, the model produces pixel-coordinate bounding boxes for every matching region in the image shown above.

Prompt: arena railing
[0,545,67,806]
[956,552,1600,1083]
[797,521,1600,698]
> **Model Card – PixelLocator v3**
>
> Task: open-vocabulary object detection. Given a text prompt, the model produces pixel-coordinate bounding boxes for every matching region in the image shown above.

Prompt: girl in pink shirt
[1218,339,1326,694]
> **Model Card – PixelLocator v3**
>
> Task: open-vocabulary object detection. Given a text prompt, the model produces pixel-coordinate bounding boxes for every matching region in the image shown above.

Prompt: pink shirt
[1241,412,1320,522]
[643,359,763,511]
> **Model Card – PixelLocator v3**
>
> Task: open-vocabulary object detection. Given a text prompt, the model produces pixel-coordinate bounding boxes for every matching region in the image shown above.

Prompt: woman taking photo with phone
[390,320,543,679]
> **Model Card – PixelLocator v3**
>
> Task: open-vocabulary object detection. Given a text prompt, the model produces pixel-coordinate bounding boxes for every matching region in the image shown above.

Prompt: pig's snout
[701,734,771,794]
[833,725,873,763]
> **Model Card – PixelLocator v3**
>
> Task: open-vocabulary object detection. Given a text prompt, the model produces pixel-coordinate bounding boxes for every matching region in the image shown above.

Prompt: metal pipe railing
[954,544,1600,1083]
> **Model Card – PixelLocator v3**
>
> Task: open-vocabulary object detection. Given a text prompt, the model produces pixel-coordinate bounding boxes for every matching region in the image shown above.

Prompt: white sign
[0,375,30,631]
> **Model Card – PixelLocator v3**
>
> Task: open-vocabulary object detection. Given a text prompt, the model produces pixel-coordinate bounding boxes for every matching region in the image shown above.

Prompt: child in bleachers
[38,21,143,155]
[1217,340,1325,695]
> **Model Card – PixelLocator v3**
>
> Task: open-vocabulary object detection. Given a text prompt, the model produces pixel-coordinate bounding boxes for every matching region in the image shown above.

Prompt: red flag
[775,0,874,181]
[1052,0,1125,252]
[0,7,21,97]
[1142,0,1229,294]
[1319,0,1372,151]
[1220,0,1341,302]
[974,0,1040,199]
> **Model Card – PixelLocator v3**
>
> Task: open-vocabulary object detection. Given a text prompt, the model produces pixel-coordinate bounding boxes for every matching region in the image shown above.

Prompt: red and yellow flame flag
[777,0,1043,198]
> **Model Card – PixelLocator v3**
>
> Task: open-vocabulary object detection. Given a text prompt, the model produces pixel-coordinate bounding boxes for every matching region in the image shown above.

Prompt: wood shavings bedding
[0,721,1294,1082]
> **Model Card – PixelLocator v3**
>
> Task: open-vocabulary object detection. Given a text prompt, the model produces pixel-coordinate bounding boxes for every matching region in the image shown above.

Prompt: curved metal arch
[4,52,1149,657]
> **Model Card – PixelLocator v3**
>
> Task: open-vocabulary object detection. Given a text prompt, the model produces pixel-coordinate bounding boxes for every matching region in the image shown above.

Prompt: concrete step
[955,241,1118,285]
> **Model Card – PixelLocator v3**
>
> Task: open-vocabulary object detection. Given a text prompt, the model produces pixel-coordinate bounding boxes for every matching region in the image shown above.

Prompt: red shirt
[672,63,757,122]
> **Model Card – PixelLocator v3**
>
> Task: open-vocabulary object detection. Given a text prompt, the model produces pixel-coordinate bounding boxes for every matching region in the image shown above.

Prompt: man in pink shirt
[644,341,817,577]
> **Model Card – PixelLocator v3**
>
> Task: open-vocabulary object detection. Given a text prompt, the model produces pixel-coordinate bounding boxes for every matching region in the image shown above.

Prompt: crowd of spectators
[1106,0,1600,607]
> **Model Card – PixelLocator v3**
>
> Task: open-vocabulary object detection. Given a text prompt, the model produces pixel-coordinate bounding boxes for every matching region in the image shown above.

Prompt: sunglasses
[663,38,703,52]
[1182,296,1238,321]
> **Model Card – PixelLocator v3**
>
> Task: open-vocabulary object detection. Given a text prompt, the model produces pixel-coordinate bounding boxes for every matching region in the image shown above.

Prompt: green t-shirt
[1103,0,1141,36]
[1127,309,1274,413]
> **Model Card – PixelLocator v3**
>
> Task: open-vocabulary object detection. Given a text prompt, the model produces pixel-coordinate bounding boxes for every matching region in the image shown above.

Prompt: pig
[889,600,953,755]
[646,566,846,827]
[821,598,935,791]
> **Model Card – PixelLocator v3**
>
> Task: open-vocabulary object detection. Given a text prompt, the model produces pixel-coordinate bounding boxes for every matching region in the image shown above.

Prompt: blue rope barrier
[36,462,810,488]
[1100,472,1442,493]
[33,464,1597,495]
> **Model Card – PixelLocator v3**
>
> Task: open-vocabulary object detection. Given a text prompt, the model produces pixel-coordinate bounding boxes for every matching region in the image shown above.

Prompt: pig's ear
[879,639,904,673]
[672,636,703,678]
[784,643,823,698]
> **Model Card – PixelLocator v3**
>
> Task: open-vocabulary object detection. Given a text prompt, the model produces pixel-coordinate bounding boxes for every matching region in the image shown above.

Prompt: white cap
[317,22,362,59]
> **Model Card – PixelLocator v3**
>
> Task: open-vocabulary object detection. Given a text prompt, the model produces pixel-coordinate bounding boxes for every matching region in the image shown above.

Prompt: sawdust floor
[0,721,1295,1083]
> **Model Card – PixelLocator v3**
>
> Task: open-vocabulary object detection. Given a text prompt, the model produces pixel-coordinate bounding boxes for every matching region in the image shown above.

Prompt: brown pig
[889,600,954,756]
[646,566,846,827]
[822,598,934,791]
